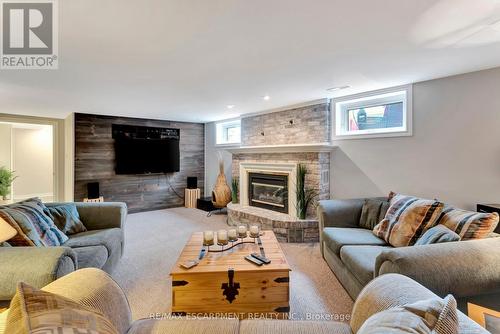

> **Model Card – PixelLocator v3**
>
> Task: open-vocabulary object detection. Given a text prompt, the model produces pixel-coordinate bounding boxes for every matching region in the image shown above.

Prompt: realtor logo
[1,0,58,69]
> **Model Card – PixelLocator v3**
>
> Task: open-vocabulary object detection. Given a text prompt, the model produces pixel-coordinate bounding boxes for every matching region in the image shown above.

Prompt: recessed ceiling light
[326,85,351,92]
[263,95,270,101]
[227,105,235,109]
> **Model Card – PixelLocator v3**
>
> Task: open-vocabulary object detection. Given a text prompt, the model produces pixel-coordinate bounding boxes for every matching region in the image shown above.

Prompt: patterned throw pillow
[436,207,499,240]
[373,193,444,247]
[43,204,87,235]
[5,282,118,334]
[358,295,458,334]
[0,198,68,247]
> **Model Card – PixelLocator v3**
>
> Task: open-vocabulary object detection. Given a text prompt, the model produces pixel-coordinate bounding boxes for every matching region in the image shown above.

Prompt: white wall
[12,127,54,201]
[204,122,233,197]
[331,67,500,210]
[0,124,12,171]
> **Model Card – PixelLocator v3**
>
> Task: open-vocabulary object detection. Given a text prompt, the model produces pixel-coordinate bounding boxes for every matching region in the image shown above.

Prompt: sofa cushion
[415,225,460,245]
[323,227,387,256]
[127,318,240,334]
[64,228,122,259]
[239,319,352,334]
[436,207,499,240]
[5,282,117,334]
[73,245,109,269]
[359,199,388,230]
[340,245,392,286]
[373,193,444,247]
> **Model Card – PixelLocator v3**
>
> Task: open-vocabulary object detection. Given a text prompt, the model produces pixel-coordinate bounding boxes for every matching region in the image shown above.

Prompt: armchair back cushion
[5,282,117,334]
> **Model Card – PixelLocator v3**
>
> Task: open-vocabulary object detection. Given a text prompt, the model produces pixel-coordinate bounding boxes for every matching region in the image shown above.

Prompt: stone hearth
[227,203,318,243]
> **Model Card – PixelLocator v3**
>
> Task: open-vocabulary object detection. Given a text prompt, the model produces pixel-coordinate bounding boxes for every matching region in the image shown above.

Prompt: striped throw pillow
[436,207,499,240]
[373,193,444,247]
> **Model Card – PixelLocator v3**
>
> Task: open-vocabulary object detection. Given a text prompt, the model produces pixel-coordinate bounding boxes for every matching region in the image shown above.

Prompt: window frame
[332,85,413,140]
[215,119,241,146]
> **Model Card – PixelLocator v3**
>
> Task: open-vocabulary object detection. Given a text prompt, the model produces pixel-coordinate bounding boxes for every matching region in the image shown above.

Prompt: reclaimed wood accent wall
[74,113,204,213]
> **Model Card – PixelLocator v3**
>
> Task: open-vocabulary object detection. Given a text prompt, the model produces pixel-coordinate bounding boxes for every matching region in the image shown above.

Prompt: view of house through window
[347,101,404,132]
[334,85,411,139]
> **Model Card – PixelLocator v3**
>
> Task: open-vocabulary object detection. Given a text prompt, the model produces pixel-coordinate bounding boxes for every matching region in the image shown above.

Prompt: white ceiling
[2,0,500,123]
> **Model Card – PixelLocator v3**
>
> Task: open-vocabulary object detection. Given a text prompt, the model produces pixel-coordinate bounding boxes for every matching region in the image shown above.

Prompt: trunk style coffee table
[170,231,291,319]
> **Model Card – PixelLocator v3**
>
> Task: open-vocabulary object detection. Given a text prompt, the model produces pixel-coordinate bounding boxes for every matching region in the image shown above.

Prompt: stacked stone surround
[227,102,332,243]
[227,203,318,243]
[241,102,330,146]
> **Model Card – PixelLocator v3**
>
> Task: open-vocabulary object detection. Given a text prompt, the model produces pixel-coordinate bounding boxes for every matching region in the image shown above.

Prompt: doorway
[0,122,55,203]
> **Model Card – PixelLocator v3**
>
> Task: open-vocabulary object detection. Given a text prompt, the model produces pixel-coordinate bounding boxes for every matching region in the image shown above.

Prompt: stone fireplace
[224,101,335,242]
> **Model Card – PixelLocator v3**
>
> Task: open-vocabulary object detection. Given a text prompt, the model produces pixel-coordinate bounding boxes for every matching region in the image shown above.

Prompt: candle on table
[203,231,214,246]
[238,225,247,238]
[217,229,228,245]
[249,225,260,238]
[228,229,238,242]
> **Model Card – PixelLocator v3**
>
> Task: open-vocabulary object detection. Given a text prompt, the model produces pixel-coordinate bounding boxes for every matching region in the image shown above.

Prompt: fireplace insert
[248,172,288,214]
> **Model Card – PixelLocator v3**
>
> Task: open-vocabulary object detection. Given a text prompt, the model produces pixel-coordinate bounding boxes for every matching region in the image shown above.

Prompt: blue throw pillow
[43,204,87,235]
[415,225,460,246]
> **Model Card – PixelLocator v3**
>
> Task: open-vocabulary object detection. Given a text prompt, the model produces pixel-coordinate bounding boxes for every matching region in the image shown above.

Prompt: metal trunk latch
[221,268,240,303]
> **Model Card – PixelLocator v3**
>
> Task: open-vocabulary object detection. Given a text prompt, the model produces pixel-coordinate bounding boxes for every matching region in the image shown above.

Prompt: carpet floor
[111,207,353,321]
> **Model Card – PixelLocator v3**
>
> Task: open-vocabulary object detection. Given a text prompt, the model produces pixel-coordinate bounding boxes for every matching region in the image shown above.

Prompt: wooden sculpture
[212,156,232,208]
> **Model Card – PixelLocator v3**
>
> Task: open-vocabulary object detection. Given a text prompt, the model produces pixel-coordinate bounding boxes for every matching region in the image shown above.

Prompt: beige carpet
[112,207,353,321]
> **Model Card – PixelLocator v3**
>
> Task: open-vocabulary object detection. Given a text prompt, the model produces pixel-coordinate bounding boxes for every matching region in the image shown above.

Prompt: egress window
[216,119,241,145]
[333,85,412,139]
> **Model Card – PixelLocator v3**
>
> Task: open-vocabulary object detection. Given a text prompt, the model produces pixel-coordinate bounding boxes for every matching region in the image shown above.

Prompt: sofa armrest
[73,202,127,231]
[350,273,487,334]
[375,238,500,298]
[0,247,76,301]
[42,268,132,334]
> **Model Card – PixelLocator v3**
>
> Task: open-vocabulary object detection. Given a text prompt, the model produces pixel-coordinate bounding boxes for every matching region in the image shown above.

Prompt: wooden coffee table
[170,231,291,319]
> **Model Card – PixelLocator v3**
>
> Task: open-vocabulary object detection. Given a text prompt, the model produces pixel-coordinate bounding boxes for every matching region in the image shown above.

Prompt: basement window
[216,119,241,145]
[333,85,412,139]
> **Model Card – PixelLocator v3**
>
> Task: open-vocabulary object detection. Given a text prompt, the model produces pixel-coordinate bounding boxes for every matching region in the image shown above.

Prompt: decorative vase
[212,157,232,208]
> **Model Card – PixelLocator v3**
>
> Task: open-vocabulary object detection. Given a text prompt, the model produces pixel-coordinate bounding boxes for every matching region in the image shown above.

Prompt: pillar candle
[249,225,260,238]
[203,230,214,246]
[228,229,238,241]
[238,225,247,238]
[217,229,228,245]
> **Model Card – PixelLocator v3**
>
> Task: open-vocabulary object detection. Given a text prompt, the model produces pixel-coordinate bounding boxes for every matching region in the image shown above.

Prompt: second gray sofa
[318,198,500,311]
[0,201,127,303]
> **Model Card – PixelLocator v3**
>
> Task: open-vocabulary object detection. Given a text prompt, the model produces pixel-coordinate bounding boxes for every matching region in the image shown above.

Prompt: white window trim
[215,118,241,146]
[332,84,413,140]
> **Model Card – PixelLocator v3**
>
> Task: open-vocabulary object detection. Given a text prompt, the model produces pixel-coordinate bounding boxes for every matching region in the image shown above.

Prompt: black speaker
[87,182,100,199]
[187,177,197,189]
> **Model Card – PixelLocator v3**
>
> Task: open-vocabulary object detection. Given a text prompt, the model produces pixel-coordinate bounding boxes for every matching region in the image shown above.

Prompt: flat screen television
[113,125,180,174]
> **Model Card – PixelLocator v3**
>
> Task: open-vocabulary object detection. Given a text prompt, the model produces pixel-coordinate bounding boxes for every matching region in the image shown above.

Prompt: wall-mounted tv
[112,124,180,174]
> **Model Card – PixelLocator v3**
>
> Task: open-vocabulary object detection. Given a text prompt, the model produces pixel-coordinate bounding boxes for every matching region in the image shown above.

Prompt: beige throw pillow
[436,207,499,240]
[358,295,458,334]
[373,193,444,247]
[6,282,117,334]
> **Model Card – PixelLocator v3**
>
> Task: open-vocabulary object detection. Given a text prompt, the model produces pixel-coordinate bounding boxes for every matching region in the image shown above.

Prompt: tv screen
[113,126,180,174]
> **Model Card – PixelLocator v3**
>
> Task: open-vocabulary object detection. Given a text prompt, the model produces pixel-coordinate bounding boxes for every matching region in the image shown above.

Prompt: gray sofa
[0,202,127,303]
[0,268,488,333]
[318,198,500,311]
